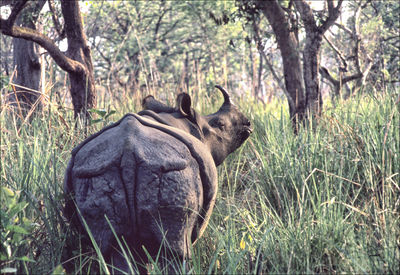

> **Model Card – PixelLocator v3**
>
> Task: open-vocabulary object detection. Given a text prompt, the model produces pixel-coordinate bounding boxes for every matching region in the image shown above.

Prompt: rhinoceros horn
[215,85,231,107]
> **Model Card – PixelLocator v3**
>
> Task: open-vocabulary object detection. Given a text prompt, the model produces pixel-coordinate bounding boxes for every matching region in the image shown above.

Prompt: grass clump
[1,89,399,274]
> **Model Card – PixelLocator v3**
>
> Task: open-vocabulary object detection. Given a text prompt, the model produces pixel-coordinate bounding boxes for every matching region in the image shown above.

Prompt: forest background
[0,0,399,274]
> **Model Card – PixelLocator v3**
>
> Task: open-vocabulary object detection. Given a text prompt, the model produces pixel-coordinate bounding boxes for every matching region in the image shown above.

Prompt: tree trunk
[256,51,263,99]
[295,0,343,119]
[258,0,306,131]
[61,0,96,120]
[351,60,373,96]
[246,37,258,98]
[301,30,323,117]
[349,1,374,97]
[11,0,46,114]
[256,0,342,132]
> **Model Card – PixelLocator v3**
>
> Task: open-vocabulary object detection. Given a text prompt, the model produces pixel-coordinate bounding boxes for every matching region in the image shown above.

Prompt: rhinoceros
[64,86,252,273]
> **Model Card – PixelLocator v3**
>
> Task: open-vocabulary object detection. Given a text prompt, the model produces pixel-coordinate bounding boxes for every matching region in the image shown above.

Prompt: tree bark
[348,1,374,97]
[11,0,46,114]
[247,37,257,98]
[256,50,263,99]
[256,0,342,131]
[258,0,306,131]
[61,0,96,120]
[295,0,343,118]
[295,1,323,117]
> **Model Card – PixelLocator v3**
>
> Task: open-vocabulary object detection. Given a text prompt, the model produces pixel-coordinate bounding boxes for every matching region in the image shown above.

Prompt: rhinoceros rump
[64,86,251,273]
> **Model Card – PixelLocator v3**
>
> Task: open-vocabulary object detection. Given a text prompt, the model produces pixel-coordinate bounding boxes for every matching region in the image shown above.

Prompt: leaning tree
[1,0,96,120]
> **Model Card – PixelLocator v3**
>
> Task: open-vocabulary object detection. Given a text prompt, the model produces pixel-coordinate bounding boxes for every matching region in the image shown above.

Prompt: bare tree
[1,0,96,120]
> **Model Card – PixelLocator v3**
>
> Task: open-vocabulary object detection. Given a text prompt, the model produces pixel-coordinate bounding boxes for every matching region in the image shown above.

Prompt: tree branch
[319,66,363,85]
[48,0,65,39]
[61,0,88,48]
[323,34,347,70]
[334,22,354,37]
[319,66,339,87]
[295,0,318,33]
[154,2,170,42]
[343,73,363,83]
[1,0,14,7]
[319,0,343,33]
[1,0,28,30]
[1,0,86,73]
[251,19,293,108]
[1,24,85,73]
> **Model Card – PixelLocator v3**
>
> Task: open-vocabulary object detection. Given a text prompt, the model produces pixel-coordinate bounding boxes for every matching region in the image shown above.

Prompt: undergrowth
[1,88,399,274]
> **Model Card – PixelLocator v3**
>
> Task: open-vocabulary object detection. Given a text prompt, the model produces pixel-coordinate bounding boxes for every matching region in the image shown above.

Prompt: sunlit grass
[1,89,399,274]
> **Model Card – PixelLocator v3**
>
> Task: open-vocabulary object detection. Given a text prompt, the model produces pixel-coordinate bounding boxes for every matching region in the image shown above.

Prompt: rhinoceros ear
[176,93,192,117]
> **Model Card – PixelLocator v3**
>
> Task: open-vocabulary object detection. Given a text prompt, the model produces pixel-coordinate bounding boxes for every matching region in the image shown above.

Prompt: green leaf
[16,256,35,262]
[52,264,66,275]
[1,187,15,197]
[0,211,10,227]
[0,253,9,261]
[89,108,107,117]
[8,202,28,219]
[5,225,29,235]
[90,119,103,125]
[104,110,116,119]
[0,267,17,273]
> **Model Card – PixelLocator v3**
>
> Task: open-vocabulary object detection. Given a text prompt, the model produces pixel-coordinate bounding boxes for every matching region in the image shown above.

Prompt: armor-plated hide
[64,86,252,273]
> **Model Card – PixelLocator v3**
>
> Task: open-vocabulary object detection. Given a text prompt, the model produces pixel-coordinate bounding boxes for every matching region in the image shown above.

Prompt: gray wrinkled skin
[64,86,252,273]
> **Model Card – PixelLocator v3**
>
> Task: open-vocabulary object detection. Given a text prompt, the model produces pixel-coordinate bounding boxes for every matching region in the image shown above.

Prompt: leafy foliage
[85,1,252,100]
[0,187,36,274]
[88,107,116,126]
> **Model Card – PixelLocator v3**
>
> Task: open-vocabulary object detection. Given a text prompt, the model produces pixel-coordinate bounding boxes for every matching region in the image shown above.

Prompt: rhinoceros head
[141,85,252,166]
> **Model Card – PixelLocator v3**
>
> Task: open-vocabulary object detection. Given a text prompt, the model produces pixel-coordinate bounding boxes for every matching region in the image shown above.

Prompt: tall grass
[1,89,399,274]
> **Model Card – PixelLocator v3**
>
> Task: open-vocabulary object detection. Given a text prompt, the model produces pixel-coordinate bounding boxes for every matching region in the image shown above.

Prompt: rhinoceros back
[64,114,217,256]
